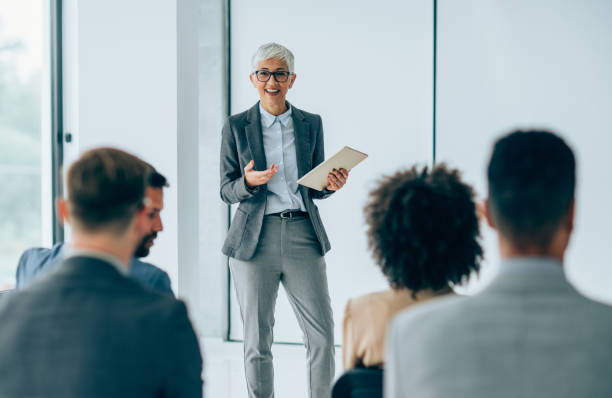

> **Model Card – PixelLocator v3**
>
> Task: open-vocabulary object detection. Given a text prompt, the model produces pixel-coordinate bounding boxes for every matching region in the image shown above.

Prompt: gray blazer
[385,258,612,398]
[0,256,203,398]
[220,102,333,260]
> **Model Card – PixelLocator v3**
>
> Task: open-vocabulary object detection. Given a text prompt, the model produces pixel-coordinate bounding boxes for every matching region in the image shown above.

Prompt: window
[0,1,57,290]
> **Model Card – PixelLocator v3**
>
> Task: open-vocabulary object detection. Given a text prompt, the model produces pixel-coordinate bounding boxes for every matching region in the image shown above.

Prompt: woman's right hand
[244,160,279,188]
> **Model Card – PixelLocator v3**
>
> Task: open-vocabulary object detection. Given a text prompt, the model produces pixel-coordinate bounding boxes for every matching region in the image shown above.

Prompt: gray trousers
[229,215,335,398]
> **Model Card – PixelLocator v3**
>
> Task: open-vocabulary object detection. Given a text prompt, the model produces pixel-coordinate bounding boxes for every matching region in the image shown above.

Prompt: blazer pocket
[227,208,249,249]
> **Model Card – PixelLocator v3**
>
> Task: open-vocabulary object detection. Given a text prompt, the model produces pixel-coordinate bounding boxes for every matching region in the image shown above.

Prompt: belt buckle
[279,210,292,219]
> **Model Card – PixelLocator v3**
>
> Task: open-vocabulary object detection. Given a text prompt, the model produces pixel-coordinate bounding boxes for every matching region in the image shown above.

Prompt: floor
[202,338,344,398]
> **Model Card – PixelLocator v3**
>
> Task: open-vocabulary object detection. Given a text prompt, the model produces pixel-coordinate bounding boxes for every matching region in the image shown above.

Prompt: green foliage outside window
[0,33,43,289]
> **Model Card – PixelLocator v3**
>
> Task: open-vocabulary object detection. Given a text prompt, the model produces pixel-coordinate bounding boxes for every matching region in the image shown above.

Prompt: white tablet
[297,146,368,191]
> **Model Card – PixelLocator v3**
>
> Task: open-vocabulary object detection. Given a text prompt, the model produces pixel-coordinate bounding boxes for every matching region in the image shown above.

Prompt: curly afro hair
[364,164,483,293]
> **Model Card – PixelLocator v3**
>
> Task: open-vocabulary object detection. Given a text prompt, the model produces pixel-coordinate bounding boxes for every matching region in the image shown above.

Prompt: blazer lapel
[245,103,267,171]
[292,106,311,179]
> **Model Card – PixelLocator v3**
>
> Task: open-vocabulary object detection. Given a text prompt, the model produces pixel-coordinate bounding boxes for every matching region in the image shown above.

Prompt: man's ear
[56,198,69,226]
[249,73,256,87]
[483,198,496,229]
[566,199,575,233]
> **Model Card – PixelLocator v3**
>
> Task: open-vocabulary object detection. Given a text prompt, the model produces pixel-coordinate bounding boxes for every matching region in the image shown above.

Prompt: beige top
[342,288,452,370]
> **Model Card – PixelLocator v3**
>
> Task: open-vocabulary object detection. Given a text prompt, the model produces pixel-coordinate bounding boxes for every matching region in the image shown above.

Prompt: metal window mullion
[50,0,64,244]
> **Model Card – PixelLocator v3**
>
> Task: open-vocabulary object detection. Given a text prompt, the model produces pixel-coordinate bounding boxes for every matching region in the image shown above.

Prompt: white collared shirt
[259,103,306,214]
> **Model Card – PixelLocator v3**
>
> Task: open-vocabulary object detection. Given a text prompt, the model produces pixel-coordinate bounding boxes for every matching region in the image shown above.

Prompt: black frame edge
[50,0,64,244]
[433,0,438,165]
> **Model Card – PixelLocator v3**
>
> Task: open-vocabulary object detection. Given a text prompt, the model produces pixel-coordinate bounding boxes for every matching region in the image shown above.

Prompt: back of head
[365,164,482,293]
[67,147,149,234]
[487,130,575,250]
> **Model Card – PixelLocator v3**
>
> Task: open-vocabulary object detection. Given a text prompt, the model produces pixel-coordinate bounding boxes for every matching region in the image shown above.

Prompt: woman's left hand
[326,168,349,191]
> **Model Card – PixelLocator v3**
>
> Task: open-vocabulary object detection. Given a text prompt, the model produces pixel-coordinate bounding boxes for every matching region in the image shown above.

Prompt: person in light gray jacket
[386,130,612,398]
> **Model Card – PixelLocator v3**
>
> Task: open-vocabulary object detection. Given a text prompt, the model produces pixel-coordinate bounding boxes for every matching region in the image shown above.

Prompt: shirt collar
[498,256,564,277]
[259,102,292,128]
[65,246,129,275]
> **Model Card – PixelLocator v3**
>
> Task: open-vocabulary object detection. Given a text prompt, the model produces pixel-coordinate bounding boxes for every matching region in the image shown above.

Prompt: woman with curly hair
[342,164,483,370]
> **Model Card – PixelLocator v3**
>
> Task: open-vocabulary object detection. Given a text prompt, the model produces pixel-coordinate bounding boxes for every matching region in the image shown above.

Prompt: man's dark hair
[67,147,149,232]
[144,162,169,189]
[149,171,169,189]
[365,164,483,293]
[487,130,575,250]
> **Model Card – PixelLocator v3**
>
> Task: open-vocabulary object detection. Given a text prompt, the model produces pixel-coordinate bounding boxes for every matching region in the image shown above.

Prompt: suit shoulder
[294,107,321,123]
[21,242,64,263]
[131,258,166,276]
[18,246,54,264]
[0,288,24,311]
[16,244,64,288]
[222,109,251,142]
[567,289,612,321]
[392,294,466,332]
[121,277,179,310]
[148,294,191,326]
[130,258,173,295]
[226,109,250,126]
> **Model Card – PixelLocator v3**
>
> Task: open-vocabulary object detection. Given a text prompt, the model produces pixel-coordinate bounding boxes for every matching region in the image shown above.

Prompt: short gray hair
[251,43,295,73]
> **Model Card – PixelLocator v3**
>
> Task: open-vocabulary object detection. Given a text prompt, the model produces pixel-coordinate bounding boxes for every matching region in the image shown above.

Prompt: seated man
[342,164,482,370]
[386,130,612,397]
[0,147,203,397]
[15,165,173,295]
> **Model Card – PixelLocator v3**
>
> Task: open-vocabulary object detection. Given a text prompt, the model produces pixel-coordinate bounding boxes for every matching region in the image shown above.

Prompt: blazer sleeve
[164,300,203,398]
[15,250,31,289]
[219,119,259,205]
[15,248,49,289]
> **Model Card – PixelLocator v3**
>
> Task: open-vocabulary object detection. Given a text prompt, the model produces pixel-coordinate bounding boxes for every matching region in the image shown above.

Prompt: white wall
[62,0,200,310]
[436,0,612,300]
[228,0,434,343]
[60,0,612,344]
[177,0,201,329]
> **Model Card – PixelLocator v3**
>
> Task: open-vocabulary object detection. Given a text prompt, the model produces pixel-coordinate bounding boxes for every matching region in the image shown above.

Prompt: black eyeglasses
[253,70,293,83]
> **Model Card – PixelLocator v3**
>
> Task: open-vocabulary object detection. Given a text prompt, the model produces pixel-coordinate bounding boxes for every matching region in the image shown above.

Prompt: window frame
[50,0,64,245]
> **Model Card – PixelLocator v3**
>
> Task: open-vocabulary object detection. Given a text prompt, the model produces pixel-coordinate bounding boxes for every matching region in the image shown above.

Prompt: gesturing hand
[244,160,279,188]
[326,168,349,191]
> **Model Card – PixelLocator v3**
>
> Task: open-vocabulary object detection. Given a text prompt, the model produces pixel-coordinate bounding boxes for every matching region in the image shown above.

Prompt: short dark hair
[365,164,483,293]
[67,147,149,232]
[487,130,575,250]
[143,161,169,189]
[148,171,169,189]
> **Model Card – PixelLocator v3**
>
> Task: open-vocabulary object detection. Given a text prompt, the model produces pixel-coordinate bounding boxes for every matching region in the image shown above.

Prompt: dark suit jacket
[220,102,333,260]
[15,242,173,295]
[0,255,202,398]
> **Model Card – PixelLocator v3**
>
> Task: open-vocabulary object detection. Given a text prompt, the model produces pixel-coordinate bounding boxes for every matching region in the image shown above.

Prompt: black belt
[267,210,309,219]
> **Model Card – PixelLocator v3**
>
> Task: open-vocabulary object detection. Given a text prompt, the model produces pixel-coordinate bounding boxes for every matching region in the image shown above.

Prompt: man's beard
[134,232,157,258]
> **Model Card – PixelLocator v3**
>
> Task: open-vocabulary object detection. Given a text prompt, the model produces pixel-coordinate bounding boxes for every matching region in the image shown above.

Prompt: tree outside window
[0,2,49,290]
